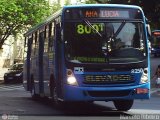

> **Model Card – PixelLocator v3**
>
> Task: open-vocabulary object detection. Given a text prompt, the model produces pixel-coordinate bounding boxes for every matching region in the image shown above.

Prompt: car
[151,30,160,57]
[4,63,23,84]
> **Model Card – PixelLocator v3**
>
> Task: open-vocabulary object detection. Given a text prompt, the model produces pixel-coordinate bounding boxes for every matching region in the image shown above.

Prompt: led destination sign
[64,8,142,19]
[85,10,129,18]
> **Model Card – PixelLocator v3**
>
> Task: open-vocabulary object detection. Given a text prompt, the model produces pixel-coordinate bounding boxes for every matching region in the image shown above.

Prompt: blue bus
[151,30,160,57]
[23,4,151,111]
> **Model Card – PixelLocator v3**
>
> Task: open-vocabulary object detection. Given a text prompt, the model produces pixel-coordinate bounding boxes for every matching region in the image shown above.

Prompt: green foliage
[85,0,97,4]
[64,0,71,5]
[51,3,61,13]
[85,0,109,4]
[0,0,52,49]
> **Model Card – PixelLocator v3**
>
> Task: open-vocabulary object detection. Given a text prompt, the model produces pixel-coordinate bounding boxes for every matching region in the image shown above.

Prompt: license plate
[8,77,13,79]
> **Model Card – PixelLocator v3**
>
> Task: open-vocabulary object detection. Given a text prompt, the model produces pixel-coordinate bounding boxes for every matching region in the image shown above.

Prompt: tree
[0,0,51,49]
[85,0,110,4]
[136,0,160,29]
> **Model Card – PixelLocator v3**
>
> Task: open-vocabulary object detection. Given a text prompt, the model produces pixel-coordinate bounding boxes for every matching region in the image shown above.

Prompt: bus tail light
[136,88,149,94]
[67,69,78,86]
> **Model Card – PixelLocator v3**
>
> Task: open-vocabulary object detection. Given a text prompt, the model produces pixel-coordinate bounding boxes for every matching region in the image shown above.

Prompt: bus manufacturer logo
[74,67,84,74]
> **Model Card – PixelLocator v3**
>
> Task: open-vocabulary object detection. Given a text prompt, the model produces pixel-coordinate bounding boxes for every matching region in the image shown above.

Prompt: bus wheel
[113,100,133,111]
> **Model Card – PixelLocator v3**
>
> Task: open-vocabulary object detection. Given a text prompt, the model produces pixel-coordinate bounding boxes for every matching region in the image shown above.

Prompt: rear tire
[113,100,133,111]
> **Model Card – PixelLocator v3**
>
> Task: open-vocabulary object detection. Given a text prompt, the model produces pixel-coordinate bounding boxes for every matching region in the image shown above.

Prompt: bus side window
[48,22,54,52]
[34,31,39,56]
[27,35,33,59]
[39,31,45,53]
[31,32,36,57]
[44,26,48,53]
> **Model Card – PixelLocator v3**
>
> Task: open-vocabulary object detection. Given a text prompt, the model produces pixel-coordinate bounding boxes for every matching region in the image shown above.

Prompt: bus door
[55,22,63,98]
[38,31,45,95]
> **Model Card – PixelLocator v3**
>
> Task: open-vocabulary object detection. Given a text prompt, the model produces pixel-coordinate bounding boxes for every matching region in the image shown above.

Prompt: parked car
[4,63,23,83]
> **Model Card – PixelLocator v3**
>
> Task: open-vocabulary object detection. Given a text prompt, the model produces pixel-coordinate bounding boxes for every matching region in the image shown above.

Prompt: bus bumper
[63,84,150,101]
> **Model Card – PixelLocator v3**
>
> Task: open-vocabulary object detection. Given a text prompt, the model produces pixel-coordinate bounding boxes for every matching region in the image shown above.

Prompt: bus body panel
[63,84,150,101]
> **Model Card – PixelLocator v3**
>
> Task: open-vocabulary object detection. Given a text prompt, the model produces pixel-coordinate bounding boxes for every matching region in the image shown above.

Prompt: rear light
[136,88,149,94]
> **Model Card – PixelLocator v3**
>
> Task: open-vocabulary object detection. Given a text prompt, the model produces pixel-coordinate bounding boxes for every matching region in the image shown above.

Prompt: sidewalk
[150,87,160,94]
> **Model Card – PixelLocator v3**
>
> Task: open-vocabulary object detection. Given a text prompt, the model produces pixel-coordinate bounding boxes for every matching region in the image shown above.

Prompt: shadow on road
[32,97,131,117]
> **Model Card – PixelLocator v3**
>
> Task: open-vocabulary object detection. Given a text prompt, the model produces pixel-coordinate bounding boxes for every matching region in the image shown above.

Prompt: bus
[23,4,151,111]
[151,30,160,57]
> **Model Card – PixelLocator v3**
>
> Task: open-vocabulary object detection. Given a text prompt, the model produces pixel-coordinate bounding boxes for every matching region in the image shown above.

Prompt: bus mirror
[146,24,151,39]
[145,18,151,39]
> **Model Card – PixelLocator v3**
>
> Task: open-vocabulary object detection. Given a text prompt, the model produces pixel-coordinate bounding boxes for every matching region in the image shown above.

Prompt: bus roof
[63,4,142,10]
[25,4,143,37]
